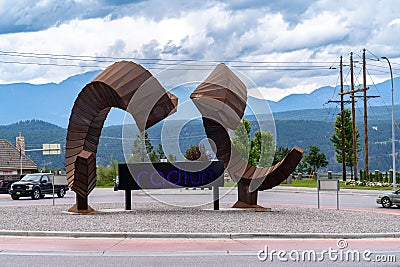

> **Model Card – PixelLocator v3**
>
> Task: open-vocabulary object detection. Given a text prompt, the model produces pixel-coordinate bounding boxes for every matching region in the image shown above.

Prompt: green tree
[296,159,309,174]
[109,156,118,176]
[130,132,148,162]
[129,131,156,162]
[232,119,251,161]
[184,145,201,161]
[184,144,211,161]
[273,146,289,165]
[303,146,328,174]
[149,150,160,163]
[96,164,107,184]
[330,108,361,179]
[249,131,275,167]
[96,157,118,186]
[232,119,275,167]
[157,143,166,160]
[143,131,153,155]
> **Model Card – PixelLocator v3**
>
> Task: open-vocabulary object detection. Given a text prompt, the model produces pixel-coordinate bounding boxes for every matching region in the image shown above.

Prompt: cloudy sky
[0,0,399,101]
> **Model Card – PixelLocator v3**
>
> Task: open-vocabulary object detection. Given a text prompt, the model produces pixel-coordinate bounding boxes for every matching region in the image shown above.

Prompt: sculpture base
[236,178,259,205]
[67,204,97,214]
[232,200,269,211]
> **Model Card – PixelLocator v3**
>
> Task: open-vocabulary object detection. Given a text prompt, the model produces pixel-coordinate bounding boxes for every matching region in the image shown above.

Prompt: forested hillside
[0,118,396,172]
[0,120,66,168]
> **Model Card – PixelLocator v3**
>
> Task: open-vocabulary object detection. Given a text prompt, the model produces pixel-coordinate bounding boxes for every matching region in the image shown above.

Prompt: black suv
[9,173,68,200]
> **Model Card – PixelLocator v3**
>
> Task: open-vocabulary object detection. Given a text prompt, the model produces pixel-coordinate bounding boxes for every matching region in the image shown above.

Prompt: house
[0,139,37,180]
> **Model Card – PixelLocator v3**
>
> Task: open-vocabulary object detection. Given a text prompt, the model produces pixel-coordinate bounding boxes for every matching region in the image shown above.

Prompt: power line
[0,50,339,64]
[0,49,340,73]
[0,59,336,71]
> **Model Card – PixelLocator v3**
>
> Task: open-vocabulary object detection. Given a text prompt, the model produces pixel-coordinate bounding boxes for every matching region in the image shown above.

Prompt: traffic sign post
[317,179,340,210]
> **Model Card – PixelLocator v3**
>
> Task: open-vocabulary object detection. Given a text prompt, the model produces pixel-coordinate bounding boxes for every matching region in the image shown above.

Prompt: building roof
[0,139,37,170]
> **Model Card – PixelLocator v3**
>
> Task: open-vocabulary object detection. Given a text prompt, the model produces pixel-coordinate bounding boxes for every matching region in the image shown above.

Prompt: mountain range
[0,70,399,127]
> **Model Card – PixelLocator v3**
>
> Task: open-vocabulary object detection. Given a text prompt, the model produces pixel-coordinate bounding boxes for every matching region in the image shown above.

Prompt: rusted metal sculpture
[191,63,304,208]
[66,61,177,212]
[66,60,303,212]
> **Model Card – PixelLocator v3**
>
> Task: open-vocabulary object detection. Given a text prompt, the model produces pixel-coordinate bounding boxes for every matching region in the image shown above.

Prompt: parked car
[9,173,69,200]
[376,189,400,208]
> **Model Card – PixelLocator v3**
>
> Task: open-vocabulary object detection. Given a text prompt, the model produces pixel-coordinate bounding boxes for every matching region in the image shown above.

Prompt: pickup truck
[0,176,22,194]
[9,173,69,200]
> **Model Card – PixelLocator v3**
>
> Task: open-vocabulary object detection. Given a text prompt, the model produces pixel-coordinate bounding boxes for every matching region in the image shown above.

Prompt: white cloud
[0,0,399,101]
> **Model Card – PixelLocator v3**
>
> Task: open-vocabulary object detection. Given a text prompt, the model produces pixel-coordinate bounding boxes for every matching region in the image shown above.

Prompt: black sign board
[118,161,224,190]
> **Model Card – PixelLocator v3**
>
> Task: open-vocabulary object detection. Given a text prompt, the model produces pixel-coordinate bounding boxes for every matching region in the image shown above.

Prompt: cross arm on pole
[339,87,368,95]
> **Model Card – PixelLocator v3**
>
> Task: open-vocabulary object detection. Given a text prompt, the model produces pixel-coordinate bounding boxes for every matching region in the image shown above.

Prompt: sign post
[317,179,340,210]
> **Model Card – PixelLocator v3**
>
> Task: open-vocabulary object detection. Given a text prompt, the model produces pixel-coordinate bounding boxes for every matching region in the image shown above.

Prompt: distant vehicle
[0,176,21,194]
[376,189,400,208]
[9,173,69,200]
[113,176,119,191]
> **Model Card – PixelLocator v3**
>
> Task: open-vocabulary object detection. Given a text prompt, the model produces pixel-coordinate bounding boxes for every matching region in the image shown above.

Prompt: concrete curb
[1,230,399,239]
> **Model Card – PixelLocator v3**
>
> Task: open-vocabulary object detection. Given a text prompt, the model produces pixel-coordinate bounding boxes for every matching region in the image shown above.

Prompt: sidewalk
[1,235,399,256]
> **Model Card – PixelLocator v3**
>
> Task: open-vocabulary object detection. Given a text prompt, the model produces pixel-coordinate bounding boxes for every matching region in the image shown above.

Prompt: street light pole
[381,56,396,190]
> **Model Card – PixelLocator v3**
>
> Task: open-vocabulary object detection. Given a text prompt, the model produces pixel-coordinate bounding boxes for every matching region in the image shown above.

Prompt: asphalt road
[0,187,399,266]
[0,186,394,212]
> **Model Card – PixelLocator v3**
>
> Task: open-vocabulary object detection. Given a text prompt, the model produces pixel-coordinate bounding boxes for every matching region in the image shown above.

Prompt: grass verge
[280,179,393,190]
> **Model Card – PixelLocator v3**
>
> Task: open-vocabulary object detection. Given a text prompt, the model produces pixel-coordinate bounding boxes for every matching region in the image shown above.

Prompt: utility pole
[350,53,358,181]
[327,56,350,181]
[339,53,359,180]
[362,49,369,179]
[353,49,378,179]
[340,56,346,181]
[339,51,380,181]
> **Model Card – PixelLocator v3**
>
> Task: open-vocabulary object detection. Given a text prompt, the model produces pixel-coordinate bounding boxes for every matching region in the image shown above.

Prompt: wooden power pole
[328,56,350,181]
[337,50,379,181]
[340,57,346,181]
[350,53,358,181]
[353,49,378,179]
[340,52,358,180]
[362,49,369,179]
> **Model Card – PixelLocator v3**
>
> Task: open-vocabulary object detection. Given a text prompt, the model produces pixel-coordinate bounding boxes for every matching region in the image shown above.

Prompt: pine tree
[129,131,155,162]
[249,130,275,167]
[330,108,361,179]
[129,132,148,162]
[157,143,166,160]
[232,119,251,162]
